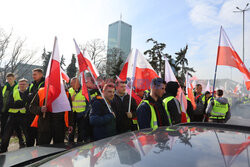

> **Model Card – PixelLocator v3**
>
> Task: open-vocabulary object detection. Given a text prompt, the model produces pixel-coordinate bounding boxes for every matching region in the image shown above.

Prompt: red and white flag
[165,58,188,123]
[74,39,91,102]
[45,37,71,113]
[186,73,196,110]
[217,27,250,90]
[205,81,211,92]
[119,49,159,92]
[233,84,240,94]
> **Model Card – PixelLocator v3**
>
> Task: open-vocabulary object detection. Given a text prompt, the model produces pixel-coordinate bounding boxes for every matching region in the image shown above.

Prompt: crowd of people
[0,69,231,153]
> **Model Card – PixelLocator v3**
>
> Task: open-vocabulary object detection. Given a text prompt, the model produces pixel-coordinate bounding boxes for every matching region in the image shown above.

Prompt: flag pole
[212,26,222,98]
[87,66,113,113]
[128,49,138,114]
[43,36,57,118]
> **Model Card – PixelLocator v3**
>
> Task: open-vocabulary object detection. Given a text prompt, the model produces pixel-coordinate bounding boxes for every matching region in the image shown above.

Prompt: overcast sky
[0,0,249,82]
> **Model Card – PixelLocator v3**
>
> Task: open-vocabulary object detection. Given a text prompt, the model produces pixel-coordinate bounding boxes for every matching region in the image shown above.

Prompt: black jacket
[8,90,29,111]
[28,77,45,104]
[112,93,137,134]
[163,94,182,125]
[89,96,116,141]
[136,95,171,129]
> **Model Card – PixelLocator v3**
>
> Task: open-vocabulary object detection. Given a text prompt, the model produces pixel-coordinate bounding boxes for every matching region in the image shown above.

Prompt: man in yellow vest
[193,84,205,122]
[68,77,89,143]
[163,81,182,125]
[206,89,231,123]
[27,68,45,146]
[137,78,171,130]
[0,78,29,153]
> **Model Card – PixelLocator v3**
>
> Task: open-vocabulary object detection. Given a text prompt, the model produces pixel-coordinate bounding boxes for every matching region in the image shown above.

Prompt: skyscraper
[107,19,132,61]
[106,19,132,75]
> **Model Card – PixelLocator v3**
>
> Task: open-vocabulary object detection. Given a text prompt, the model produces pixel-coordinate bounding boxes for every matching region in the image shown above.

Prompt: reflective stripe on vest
[29,81,45,93]
[139,100,158,130]
[163,96,175,125]
[69,88,86,113]
[2,84,18,97]
[210,100,228,120]
[8,89,26,114]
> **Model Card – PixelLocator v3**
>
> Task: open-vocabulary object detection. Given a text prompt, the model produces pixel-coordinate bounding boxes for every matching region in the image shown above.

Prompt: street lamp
[234,3,250,92]
[234,3,250,64]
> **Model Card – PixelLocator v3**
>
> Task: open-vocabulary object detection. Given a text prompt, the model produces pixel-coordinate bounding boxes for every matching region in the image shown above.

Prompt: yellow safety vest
[138,100,158,130]
[69,87,86,113]
[210,100,229,120]
[2,84,18,97]
[90,92,98,100]
[8,89,26,114]
[29,81,44,93]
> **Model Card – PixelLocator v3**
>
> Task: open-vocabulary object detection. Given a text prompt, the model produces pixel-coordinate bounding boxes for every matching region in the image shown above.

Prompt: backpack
[194,95,204,115]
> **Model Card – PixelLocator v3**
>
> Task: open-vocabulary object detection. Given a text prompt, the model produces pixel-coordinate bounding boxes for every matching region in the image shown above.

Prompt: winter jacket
[112,93,137,134]
[89,96,116,141]
[136,95,171,129]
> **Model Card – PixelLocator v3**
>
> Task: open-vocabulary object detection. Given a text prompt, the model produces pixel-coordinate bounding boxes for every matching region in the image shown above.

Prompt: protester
[163,81,182,125]
[193,84,205,122]
[113,80,137,134]
[29,86,72,145]
[0,78,29,152]
[90,83,116,141]
[27,68,45,146]
[1,73,25,147]
[68,77,90,143]
[206,89,231,123]
[137,78,171,129]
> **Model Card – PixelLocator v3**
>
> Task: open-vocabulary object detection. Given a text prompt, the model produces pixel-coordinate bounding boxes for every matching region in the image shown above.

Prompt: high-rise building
[107,19,132,60]
[106,19,132,75]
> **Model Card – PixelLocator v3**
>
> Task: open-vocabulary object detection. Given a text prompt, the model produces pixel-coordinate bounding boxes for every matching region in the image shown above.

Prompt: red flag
[74,39,90,102]
[119,49,159,92]
[45,37,71,112]
[217,27,250,90]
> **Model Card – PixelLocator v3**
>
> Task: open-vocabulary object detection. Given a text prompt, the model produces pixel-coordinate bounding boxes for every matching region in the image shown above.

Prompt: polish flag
[45,37,71,113]
[73,39,99,79]
[186,73,196,110]
[74,39,90,102]
[165,58,188,123]
[61,68,69,83]
[205,81,211,92]
[217,27,250,90]
[119,49,159,92]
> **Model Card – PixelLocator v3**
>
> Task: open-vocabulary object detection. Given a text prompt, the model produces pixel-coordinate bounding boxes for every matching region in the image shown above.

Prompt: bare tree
[80,39,106,69]
[0,28,38,83]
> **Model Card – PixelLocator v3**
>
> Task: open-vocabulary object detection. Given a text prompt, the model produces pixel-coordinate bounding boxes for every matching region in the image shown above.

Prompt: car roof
[37,123,250,167]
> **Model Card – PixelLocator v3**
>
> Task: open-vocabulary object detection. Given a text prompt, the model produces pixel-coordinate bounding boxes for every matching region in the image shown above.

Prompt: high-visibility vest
[90,92,98,100]
[138,100,158,130]
[210,100,229,120]
[31,88,70,127]
[162,97,175,125]
[69,87,86,113]
[2,84,18,97]
[29,81,45,93]
[8,89,26,114]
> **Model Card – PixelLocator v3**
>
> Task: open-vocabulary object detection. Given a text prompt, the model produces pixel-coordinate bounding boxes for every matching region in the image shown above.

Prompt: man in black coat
[163,81,182,125]
[89,83,116,141]
[113,80,137,134]
[27,68,45,146]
